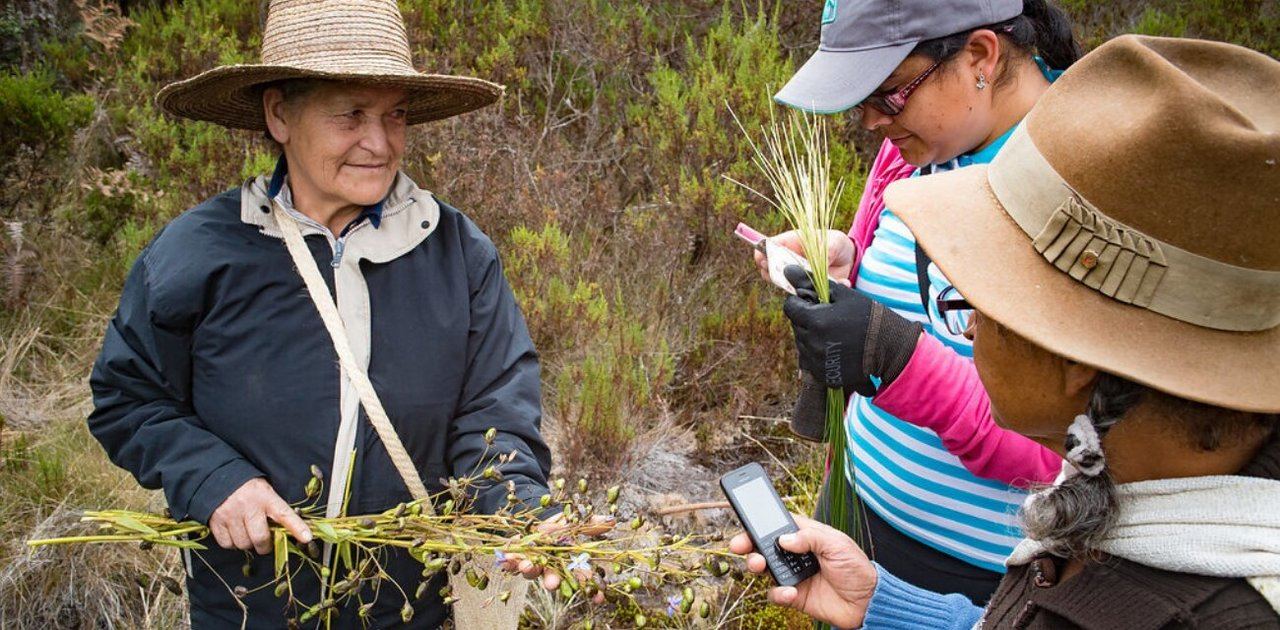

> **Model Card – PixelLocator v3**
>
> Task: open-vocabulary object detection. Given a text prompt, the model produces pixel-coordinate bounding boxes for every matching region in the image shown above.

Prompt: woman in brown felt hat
[87,1,574,627]
[732,34,1280,629]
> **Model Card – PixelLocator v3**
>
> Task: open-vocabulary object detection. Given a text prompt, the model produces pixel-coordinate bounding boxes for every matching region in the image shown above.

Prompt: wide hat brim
[156,65,504,131]
[886,165,1280,414]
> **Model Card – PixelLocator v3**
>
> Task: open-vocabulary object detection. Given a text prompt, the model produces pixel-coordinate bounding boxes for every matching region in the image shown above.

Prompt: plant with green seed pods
[27,432,742,627]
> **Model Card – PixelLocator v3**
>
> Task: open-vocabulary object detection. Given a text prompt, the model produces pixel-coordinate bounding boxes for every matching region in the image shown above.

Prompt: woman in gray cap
[756,0,1081,604]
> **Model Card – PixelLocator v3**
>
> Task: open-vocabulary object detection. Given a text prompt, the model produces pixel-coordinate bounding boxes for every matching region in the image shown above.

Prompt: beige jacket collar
[238,170,441,264]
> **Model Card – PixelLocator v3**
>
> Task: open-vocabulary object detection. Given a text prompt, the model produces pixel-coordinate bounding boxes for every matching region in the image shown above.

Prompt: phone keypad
[761,532,818,586]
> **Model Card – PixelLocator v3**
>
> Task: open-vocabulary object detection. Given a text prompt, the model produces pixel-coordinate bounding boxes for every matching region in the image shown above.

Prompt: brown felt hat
[886,35,1280,413]
[155,0,503,130]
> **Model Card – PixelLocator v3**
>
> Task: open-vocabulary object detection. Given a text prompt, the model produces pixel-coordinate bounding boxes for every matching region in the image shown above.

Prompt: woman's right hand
[209,478,312,554]
[752,229,856,286]
[729,514,877,629]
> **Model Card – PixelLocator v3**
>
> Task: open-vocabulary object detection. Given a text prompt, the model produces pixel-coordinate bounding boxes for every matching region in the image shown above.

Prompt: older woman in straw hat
[733,35,1280,628]
[87,0,561,627]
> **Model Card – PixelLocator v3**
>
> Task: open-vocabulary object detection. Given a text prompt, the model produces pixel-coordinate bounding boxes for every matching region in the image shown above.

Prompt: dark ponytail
[912,0,1082,81]
[1016,0,1083,70]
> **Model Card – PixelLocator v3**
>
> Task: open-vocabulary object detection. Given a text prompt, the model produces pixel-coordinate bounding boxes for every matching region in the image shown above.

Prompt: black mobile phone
[719,462,818,587]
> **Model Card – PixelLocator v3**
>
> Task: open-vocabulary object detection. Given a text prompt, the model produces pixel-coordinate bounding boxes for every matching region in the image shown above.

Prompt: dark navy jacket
[88,171,551,628]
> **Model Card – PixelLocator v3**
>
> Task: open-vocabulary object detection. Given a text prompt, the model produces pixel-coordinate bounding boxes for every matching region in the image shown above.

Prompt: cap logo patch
[822,0,838,24]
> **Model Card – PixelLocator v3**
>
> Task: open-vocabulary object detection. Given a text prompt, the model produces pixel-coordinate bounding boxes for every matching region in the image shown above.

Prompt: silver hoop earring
[976,73,987,90]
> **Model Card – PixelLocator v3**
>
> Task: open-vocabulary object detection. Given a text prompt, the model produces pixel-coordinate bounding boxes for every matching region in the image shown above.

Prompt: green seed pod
[401,601,414,623]
[425,558,447,573]
[583,620,594,630]
[577,478,588,493]
[539,494,552,508]
[483,465,502,481]
[558,580,573,599]
[475,574,489,591]
[321,598,336,610]
[634,613,647,628]
[449,558,463,576]
[442,499,455,516]
[554,478,566,491]
[630,515,644,530]
[628,576,642,591]
[465,568,481,589]
[320,567,330,580]
[484,427,498,445]
[274,581,290,598]
[241,562,253,578]
[498,590,511,603]
[442,596,458,606]
[358,603,373,618]
[562,503,573,520]
[606,486,620,504]
[304,477,320,498]
[608,504,618,515]
[415,580,428,600]
[439,584,452,598]
[332,580,351,595]
[310,464,324,481]
[682,588,694,614]
[699,601,712,619]
[300,607,316,623]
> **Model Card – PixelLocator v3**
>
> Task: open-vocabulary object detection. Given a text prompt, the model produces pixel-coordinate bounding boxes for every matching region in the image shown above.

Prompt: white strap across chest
[272,202,430,503]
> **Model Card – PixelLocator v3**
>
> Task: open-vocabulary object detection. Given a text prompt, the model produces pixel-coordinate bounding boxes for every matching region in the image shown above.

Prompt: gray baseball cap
[776,0,1024,113]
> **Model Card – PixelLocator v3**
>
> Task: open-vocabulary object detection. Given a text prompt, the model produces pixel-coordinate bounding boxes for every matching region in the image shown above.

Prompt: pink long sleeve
[849,139,917,280]
[872,334,1061,488]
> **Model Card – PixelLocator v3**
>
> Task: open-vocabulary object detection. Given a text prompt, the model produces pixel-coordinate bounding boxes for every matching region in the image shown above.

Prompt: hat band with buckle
[987,125,1280,333]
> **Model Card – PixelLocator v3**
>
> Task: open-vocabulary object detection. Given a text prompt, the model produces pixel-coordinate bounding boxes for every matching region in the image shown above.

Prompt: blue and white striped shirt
[845,126,1026,573]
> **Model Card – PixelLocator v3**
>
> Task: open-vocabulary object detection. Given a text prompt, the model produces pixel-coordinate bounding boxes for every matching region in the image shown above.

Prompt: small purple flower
[566,553,590,573]
[666,594,682,617]
[493,549,508,567]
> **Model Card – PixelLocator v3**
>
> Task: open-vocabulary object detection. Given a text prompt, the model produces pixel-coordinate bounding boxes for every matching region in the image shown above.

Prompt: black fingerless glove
[782,265,923,396]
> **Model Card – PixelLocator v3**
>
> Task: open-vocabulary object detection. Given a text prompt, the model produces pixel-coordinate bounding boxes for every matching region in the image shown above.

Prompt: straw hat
[155,0,503,130]
[886,35,1280,413]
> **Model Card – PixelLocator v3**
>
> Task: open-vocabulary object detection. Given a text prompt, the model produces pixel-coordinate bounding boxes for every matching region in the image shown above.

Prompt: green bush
[0,69,94,160]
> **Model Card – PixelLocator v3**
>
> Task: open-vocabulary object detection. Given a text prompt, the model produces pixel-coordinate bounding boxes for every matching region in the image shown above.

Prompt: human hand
[499,513,613,603]
[781,265,921,395]
[729,514,877,629]
[209,477,312,554]
[752,229,854,287]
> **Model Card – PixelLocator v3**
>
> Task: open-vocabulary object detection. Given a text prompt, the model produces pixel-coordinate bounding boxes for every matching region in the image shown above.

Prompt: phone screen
[731,477,789,537]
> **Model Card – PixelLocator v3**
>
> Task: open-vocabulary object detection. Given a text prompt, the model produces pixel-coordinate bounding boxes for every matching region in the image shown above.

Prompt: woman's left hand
[499,513,612,602]
[730,514,878,629]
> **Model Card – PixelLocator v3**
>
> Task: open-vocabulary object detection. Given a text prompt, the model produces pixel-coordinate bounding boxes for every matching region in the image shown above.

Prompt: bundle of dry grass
[728,107,862,545]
